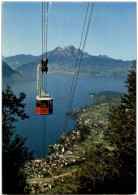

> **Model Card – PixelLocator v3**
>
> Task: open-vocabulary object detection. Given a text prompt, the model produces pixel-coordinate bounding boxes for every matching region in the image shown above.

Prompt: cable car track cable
[69,2,95,108]
[62,2,90,133]
[62,2,90,132]
[43,116,46,156]
[62,2,95,133]
[42,2,43,59]
[46,2,49,59]
[62,3,67,46]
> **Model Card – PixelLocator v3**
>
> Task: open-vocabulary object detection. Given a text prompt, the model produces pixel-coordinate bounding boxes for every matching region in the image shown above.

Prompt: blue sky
[2,2,136,60]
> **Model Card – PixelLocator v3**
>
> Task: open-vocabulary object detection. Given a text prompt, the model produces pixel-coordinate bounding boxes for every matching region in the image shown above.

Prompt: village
[25,102,109,194]
[24,128,86,193]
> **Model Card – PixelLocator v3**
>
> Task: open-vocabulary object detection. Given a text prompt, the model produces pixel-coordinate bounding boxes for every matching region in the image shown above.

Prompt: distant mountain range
[3,45,134,80]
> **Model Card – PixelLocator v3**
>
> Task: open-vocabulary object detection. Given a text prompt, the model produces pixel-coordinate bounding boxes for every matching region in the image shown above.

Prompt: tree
[75,143,119,194]
[74,61,136,194]
[104,61,136,193]
[2,85,33,194]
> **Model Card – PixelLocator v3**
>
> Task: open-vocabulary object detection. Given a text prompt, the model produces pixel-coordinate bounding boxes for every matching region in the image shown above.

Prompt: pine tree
[2,85,33,194]
[74,61,136,194]
[76,143,119,194]
[105,60,136,193]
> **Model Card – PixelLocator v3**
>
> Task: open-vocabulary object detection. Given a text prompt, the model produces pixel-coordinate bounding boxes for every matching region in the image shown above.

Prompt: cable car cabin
[36,96,53,115]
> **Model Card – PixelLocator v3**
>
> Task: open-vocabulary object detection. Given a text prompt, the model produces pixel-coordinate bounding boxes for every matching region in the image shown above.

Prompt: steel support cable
[42,3,44,100]
[46,2,49,59]
[62,3,90,133]
[69,3,95,106]
[41,2,44,157]
[44,2,46,59]
[45,2,48,91]
[65,2,95,127]
[42,2,49,59]
[62,3,67,46]
[42,72,43,91]
[42,2,49,88]
[44,72,47,92]
[55,3,67,114]
[46,73,47,90]
[63,3,95,132]
[43,71,47,157]
[43,116,46,156]
[62,3,89,133]
[42,2,43,59]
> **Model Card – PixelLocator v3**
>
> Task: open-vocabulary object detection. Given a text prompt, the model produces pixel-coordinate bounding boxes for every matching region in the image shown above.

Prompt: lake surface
[3,73,126,158]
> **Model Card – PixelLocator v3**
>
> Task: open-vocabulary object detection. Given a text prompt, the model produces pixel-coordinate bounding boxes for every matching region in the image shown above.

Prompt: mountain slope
[3,54,37,70]
[3,61,18,76]
[2,61,24,82]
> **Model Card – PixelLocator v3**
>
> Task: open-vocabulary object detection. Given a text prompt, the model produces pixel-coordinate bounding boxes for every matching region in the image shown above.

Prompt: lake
[3,73,126,158]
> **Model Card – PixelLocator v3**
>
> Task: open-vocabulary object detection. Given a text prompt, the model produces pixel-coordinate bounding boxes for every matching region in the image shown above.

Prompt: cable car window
[36,100,41,108]
[41,101,48,108]
[49,99,53,108]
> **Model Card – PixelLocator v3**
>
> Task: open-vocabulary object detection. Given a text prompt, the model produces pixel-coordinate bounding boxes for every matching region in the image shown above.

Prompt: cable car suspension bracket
[41,58,48,74]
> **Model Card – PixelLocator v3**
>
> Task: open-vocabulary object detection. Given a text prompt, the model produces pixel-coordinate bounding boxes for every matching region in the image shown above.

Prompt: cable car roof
[36,96,53,101]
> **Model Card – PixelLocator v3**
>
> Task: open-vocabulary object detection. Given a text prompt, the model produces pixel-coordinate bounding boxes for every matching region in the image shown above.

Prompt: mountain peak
[54,46,62,51]
[63,45,75,49]
[50,45,78,57]
[63,45,75,51]
[62,45,77,56]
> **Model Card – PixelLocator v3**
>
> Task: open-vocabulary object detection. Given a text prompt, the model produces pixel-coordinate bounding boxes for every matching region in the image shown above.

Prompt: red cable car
[36,96,53,115]
[36,63,53,115]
